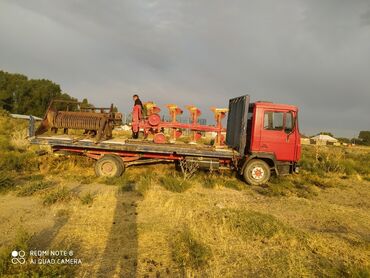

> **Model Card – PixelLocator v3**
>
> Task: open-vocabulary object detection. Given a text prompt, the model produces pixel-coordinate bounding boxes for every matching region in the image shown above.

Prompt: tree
[358,131,370,146]
[0,70,90,117]
[337,137,351,144]
[0,71,28,111]
[0,89,13,111]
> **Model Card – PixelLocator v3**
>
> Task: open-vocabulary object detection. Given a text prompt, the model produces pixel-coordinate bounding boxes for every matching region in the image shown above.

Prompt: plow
[132,102,228,146]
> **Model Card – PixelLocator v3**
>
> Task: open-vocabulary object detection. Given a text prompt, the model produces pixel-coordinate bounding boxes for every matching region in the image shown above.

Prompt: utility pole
[353,133,356,145]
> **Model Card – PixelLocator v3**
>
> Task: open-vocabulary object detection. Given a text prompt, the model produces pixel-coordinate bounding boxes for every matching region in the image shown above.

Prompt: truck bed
[30,135,239,159]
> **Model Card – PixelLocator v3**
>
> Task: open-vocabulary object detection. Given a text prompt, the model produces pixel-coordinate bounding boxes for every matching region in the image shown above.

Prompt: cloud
[361,8,370,26]
[0,0,369,137]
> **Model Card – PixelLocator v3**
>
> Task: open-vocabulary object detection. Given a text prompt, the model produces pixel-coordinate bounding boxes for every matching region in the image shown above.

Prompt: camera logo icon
[11,250,26,264]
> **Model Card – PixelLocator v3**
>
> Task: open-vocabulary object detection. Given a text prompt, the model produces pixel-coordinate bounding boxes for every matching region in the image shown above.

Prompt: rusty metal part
[132,101,228,146]
[35,100,122,142]
[167,104,183,142]
[153,133,166,144]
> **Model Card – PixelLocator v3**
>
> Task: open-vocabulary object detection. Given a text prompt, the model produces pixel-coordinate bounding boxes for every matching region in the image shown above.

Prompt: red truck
[29,95,301,185]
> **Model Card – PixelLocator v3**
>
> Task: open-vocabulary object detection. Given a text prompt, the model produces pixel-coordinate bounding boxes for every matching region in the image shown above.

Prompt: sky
[0,0,369,137]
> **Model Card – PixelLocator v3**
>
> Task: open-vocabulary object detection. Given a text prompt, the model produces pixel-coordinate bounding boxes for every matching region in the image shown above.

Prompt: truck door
[259,110,297,161]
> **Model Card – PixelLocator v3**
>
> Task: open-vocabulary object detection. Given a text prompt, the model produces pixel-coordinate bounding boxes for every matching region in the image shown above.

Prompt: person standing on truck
[133,94,143,109]
[132,94,143,139]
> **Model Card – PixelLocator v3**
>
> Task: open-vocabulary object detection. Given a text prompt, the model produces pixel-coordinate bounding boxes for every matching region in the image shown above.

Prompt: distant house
[310,134,338,145]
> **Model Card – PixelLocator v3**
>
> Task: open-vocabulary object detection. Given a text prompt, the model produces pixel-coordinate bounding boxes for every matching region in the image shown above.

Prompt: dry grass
[171,228,211,274]
[0,112,369,276]
[0,163,369,276]
[136,180,370,277]
[10,128,29,150]
[301,145,370,178]
[0,229,78,277]
[42,187,76,206]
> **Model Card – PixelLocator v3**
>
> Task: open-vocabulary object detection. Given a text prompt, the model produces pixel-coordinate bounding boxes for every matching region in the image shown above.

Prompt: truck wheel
[243,159,271,185]
[94,155,124,177]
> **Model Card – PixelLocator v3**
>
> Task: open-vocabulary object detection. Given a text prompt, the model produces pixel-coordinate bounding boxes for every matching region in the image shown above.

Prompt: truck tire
[94,155,124,177]
[243,159,271,185]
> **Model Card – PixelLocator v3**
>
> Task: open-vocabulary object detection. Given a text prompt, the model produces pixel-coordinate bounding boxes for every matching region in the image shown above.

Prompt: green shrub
[0,151,37,172]
[99,170,156,195]
[78,175,95,184]
[0,109,9,117]
[0,229,30,276]
[221,179,245,191]
[340,159,358,175]
[43,187,74,205]
[80,192,95,205]
[312,253,370,278]
[21,174,45,182]
[99,173,132,186]
[253,175,316,198]
[301,145,370,178]
[172,229,211,270]
[135,170,157,196]
[255,177,295,197]
[306,175,336,189]
[196,172,226,188]
[316,148,344,173]
[345,152,370,176]
[196,173,245,190]
[160,174,191,193]
[0,173,15,192]
[300,146,343,175]
[44,155,94,174]
[17,180,55,197]
[197,173,217,189]
[0,136,12,150]
[221,209,300,240]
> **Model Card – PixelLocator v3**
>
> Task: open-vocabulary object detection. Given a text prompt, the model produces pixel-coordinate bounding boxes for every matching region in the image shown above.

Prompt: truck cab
[250,102,301,164]
[226,96,301,185]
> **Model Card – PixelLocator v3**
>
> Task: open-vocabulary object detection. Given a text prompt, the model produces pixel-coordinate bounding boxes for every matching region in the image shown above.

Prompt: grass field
[0,111,369,277]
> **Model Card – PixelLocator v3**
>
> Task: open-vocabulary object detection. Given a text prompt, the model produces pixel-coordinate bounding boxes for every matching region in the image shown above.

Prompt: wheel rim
[251,166,265,180]
[101,161,116,176]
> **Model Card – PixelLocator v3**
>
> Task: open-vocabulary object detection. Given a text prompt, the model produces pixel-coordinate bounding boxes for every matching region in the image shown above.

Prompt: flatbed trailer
[30,135,240,180]
[31,135,238,162]
[29,95,301,185]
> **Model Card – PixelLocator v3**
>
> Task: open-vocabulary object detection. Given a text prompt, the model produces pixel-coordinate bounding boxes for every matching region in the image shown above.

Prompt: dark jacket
[135,98,143,108]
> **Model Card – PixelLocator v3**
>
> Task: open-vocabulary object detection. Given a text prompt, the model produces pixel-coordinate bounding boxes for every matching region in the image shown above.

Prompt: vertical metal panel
[226,95,250,157]
[29,116,35,137]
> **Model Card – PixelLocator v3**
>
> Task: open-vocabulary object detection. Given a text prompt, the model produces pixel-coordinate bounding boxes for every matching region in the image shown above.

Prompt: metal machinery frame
[131,102,228,145]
